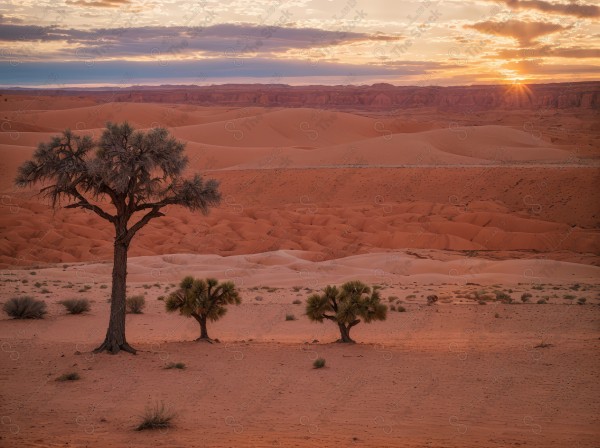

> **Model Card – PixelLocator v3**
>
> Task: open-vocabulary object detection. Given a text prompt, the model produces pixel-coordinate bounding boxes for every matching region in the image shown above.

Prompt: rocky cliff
[4,82,599,111]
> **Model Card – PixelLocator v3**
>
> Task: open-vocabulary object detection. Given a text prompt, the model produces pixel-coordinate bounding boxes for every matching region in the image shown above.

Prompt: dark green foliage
[313,358,326,369]
[3,296,47,319]
[305,281,387,343]
[60,299,91,314]
[285,314,297,321]
[521,293,532,302]
[126,295,146,314]
[165,277,241,341]
[57,372,80,381]
[136,402,175,431]
[397,306,406,312]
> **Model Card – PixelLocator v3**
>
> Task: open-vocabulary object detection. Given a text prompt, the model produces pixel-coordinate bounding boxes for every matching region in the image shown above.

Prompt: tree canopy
[306,280,387,343]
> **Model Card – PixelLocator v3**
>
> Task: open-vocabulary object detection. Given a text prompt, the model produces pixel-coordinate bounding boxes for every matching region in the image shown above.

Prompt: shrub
[40,289,51,294]
[563,294,576,300]
[478,300,487,305]
[285,314,297,321]
[57,372,80,382]
[390,305,396,311]
[136,401,175,431]
[3,296,47,319]
[426,295,438,305]
[292,299,302,305]
[165,362,186,370]
[126,295,146,314]
[577,298,586,305]
[59,299,91,314]
[537,299,547,304]
[494,313,500,318]
[406,294,416,299]
[397,306,406,312]
[100,284,108,289]
[313,358,326,369]
[532,284,544,290]
[521,293,532,302]
[388,296,399,302]
[493,290,512,303]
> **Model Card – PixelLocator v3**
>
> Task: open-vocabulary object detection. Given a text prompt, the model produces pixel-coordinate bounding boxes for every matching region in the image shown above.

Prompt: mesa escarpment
[2,82,598,111]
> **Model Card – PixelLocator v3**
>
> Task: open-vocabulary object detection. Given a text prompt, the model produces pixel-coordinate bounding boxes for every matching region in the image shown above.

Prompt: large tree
[15,122,221,354]
[165,276,241,342]
[306,281,387,343]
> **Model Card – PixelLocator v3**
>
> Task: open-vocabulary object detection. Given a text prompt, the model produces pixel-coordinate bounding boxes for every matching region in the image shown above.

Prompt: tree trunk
[94,240,136,354]
[337,322,355,343]
[196,315,213,343]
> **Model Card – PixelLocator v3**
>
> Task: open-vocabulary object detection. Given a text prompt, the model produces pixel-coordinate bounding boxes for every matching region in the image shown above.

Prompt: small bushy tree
[305,281,387,343]
[165,277,241,342]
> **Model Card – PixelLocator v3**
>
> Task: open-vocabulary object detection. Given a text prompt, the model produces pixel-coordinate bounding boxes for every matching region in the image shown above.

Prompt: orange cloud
[66,0,131,7]
[465,20,568,46]
[497,0,599,19]
[494,46,600,59]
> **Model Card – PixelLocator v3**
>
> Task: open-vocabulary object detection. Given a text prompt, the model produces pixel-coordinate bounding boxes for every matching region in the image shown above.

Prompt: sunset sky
[0,0,598,87]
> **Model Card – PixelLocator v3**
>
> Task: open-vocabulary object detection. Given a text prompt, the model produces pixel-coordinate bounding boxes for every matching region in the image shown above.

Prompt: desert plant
[577,298,586,305]
[397,306,406,312]
[493,290,512,303]
[57,372,80,382]
[3,296,47,319]
[136,401,175,431]
[292,299,302,305]
[285,314,297,321]
[126,295,146,314]
[426,295,438,305]
[164,362,186,370]
[563,294,576,300]
[521,293,532,302]
[537,299,547,304]
[313,358,326,369]
[165,277,241,342]
[60,299,91,315]
[305,281,387,343]
[16,123,221,354]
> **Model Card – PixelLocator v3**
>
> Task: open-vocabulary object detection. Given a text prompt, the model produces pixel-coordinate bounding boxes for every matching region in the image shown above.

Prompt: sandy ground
[0,93,599,447]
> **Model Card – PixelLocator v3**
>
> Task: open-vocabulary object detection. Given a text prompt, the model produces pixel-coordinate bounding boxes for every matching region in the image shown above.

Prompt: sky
[0,0,598,87]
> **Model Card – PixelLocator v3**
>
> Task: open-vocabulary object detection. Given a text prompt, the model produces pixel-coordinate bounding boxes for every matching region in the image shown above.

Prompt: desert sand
[0,85,599,447]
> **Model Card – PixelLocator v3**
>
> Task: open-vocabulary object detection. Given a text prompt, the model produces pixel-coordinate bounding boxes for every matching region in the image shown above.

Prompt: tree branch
[65,189,116,223]
[125,206,165,243]
[348,319,361,328]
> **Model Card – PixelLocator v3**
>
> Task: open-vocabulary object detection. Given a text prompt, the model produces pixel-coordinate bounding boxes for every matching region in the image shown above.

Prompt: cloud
[0,58,451,86]
[464,20,568,46]
[0,23,401,60]
[502,59,600,74]
[493,46,600,59]
[65,0,132,7]
[495,0,599,19]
